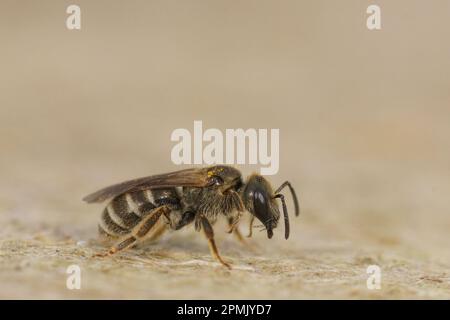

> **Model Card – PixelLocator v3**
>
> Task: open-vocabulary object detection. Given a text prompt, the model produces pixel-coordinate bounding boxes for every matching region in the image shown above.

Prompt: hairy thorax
[182,187,243,222]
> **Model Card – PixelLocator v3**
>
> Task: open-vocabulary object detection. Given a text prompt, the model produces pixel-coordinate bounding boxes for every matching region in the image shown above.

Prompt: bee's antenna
[274,181,300,216]
[274,194,289,239]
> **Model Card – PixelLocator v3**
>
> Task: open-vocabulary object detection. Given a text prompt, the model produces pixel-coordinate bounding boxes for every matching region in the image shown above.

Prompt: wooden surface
[1,1,450,299]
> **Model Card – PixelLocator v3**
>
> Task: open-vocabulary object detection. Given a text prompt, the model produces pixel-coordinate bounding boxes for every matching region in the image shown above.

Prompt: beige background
[0,1,449,299]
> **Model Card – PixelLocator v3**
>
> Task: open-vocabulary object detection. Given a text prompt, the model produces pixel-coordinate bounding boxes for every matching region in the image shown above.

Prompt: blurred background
[0,0,449,298]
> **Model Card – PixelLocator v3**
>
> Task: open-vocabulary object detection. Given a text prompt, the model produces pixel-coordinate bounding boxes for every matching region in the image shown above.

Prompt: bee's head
[242,174,281,239]
[204,167,299,239]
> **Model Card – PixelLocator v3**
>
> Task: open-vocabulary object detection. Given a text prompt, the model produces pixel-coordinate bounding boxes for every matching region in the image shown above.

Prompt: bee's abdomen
[98,190,156,237]
[98,188,180,237]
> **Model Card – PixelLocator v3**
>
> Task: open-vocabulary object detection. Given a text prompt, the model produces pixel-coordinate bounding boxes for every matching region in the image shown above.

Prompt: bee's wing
[83,168,210,203]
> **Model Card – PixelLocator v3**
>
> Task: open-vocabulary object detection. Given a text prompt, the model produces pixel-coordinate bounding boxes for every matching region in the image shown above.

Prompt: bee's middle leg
[144,209,195,243]
[94,206,171,257]
[173,210,196,230]
[199,215,231,269]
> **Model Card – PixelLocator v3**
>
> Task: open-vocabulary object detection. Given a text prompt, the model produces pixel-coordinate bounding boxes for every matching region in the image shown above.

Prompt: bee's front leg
[227,216,257,252]
[247,215,255,237]
[226,217,241,238]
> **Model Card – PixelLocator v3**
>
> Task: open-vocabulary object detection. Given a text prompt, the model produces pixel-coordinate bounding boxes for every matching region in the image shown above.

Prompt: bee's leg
[227,217,257,252]
[247,215,255,237]
[147,208,195,241]
[225,190,244,234]
[93,235,137,257]
[145,222,168,243]
[173,210,196,230]
[233,227,246,244]
[226,217,244,242]
[94,206,171,257]
[225,213,241,234]
[199,215,231,269]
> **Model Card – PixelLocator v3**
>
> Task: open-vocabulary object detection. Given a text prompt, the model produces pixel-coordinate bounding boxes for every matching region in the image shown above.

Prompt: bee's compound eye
[209,175,224,186]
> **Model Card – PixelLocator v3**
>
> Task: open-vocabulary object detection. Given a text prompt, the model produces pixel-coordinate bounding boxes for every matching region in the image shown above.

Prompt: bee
[83,165,299,268]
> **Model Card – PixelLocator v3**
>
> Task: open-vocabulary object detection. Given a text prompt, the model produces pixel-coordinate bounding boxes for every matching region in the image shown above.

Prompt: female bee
[83,165,299,268]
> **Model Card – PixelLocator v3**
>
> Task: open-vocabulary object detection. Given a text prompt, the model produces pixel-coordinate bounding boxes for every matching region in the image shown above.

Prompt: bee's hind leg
[93,206,171,257]
[198,215,231,269]
[145,222,168,243]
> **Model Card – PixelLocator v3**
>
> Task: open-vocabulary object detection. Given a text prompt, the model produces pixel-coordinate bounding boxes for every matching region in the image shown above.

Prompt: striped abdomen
[98,188,181,237]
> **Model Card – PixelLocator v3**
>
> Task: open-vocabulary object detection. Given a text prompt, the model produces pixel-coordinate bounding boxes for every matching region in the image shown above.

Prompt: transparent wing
[83,168,210,203]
